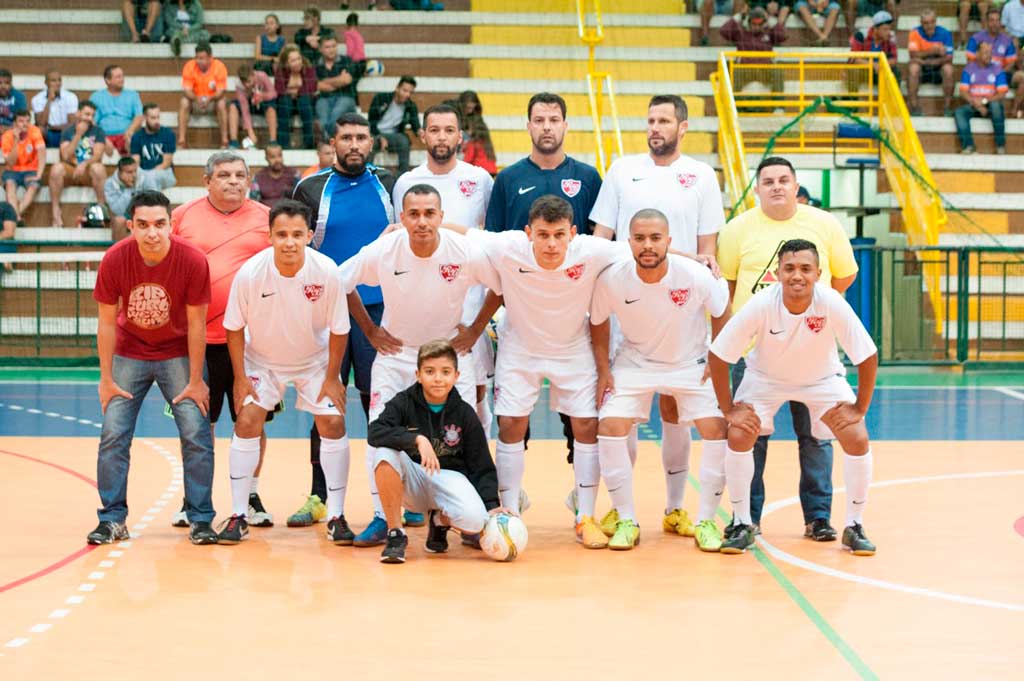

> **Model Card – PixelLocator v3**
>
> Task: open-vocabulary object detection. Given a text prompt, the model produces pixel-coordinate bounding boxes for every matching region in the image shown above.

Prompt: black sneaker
[189,521,219,545]
[327,515,355,545]
[380,528,408,564]
[217,515,249,545]
[841,523,876,556]
[720,524,756,554]
[87,521,129,545]
[460,532,482,550]
[805,518,838,542]
[425,509,450,554]
[247,493,274,528]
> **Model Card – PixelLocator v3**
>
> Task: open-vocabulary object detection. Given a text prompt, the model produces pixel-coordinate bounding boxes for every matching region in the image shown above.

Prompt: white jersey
[591,254,729,367]
[223,247,350,370]
[589,153,724,253]
[710,283,877,385]
[468,230,629,359]
[340,228,500,349]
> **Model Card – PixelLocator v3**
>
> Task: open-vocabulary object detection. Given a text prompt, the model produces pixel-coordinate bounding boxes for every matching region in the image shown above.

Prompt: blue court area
[0,381,1021,441]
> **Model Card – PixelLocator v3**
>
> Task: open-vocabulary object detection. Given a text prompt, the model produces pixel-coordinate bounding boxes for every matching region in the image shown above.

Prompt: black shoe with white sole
[189,521,219,545]
[87,521,130,545]
[217,515,249,544]
[380,529,408,564]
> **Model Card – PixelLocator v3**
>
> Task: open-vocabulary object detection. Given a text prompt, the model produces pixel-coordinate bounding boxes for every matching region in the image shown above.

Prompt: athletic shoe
[575,515,609,549]
[327,516,355,545]
[403,510,426,527]
[519,488,531,514]
[663,508,696,537]
[189,521,218,545]
[286,494,326,527]
[720,524,756,554]
[805,518,838,542]
[608,519,640,551]
[216,515,249,545]
[380,529,408,564]
[841,523,876,556]
[461,532,482,549]
[425,510,450,553]
[248,493,274,528]
[694,519,723,552]
[353,516,388,547]
[171,498,188,528]
[87,521,129,545]
[599,508,619,537]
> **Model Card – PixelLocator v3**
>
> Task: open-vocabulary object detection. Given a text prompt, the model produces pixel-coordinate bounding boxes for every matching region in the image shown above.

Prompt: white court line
[993,387,1024,401]
[759,470,1024,613]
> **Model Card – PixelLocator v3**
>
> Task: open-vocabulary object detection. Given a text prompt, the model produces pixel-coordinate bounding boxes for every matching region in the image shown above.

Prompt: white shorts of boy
[243,358,338,416]
[374,447,489,533]
[599,355,723,423]
[368,346,478,421]
[494,343,599,419]
[733,370,857,441]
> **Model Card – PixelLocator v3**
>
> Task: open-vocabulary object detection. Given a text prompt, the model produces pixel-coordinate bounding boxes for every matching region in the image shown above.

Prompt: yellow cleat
[694,519,723,552]
[599,508,619,537]
[663,508,695,537]
[608,519,641,550]
[575,515,609,549]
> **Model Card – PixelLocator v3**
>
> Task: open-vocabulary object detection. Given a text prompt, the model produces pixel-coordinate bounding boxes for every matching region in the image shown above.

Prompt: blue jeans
[97,355,215,524]
[316,95,357,139]
[277,95,316,149]
[954,101,1005,150]
[730,358,833,525]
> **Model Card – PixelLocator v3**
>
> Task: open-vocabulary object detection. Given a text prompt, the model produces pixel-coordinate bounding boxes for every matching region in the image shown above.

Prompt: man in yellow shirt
[717,156,858,543]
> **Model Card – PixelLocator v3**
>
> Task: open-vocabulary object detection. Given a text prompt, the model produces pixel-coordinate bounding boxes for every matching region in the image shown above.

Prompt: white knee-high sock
[844,450,873,527]
[229,435,261,517]
[697,439,727,522]
[725,446,755,525]
[599,435,635,521]
[572,440,601,522]
[366,445,384,518]
[626,425,639,467]
[476,396,492,437]
[495,440,526,512]
[661,421,692,510]
[320,435,351,520]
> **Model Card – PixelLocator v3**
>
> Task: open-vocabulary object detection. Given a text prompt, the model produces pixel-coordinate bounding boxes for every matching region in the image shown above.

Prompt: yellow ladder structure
[576,0,623,175]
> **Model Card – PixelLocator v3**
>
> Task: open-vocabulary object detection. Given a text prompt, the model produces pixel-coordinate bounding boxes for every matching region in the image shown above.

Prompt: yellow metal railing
[710,53,754,215]
[576,0,623,175]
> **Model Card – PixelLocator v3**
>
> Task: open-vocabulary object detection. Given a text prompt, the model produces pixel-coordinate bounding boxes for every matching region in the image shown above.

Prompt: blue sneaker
[402,510,426,527]
[353,516,389,547]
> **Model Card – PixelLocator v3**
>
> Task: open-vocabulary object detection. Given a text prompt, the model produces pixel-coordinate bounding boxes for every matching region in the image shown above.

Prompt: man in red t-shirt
[89,189,217,546]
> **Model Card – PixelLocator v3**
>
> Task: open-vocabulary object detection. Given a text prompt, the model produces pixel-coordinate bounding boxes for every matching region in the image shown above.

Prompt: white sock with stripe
[661,421,692,510]
[572,440,600,522]
[320,435,351,520]
[495,439,526,512]
[697,439,727,522]
[599,435,636,522]
[366,445,384,519]
[725,446,755,526]
[844,450,873,527]
[229,435,260,517]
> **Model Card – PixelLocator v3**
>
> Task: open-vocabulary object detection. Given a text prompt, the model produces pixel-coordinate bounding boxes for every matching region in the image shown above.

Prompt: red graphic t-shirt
[93,236,212,360]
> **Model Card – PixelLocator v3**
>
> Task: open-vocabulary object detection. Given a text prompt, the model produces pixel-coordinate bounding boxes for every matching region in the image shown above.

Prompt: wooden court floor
[2,435,1022,680]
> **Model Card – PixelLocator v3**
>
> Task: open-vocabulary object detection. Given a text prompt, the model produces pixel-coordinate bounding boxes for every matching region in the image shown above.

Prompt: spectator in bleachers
[955,41,1008,154]
[1001,0,1024,44]
[254,14,285,76]
[251,143,299,208]
[850,11,899,82]
[368,75,420,174]
[302,140,336,177]
[164,0,211,58]
[845,0,897,45]
[456,91,497,175]
[316,32,358,141]
[275,45,318,150]
[295,7,333,65]
[345,13,368,82]
[907,9,955,116]
[0,70,27,133]
[968,9,1024,119]
[49,101,107,228]
[230,65,278,149]
[121,0,164,43]
[104,156,140,239]
[32,71,78,149]
[178,41,229,150]
[0,198,15,271]
[131,103,176,191]
[91,65,144,156]
[2,110,45,224]
[959,1,989,49]
[700,0,733,46]
[389,0,444,9]
[720,8,787,93]
[795,0,841,45]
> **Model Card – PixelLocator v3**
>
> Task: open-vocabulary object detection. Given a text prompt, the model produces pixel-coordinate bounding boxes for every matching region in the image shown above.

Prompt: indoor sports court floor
[1,368,1022,680]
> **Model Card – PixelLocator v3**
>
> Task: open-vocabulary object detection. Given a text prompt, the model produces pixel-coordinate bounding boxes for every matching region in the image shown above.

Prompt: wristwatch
[982,97,989,105]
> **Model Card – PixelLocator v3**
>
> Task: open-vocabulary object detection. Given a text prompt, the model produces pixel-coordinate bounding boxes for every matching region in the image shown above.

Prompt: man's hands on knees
[173,379,210,417]
[596,369,614,411]
[821,401,863,433]
[98,378,133,414]
[318,375,347,416]
[726,402,761,435]
[233,375,258,415]
[416,435,440,474]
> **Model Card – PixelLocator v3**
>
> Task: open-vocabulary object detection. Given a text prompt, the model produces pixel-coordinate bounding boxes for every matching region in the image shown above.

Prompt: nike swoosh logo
[666,469,686,476]
[579,483,599,489]
[714,491,723,496]
[625,298,640,304]
[261,292,275,298]
[329,486,345,492]
[518,267,534,274]
[769,329,784,335]
[852,500,865,504]
[518,186,536,195]
[230,475,246,480]
[394,270,409,276]
[327,402,335,408]
[631,177,645,182]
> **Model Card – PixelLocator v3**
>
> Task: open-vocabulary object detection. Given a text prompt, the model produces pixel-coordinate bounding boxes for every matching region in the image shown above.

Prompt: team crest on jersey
[370,391,382,410]
[677,173,698,188]
[458,180,477,197]
[443,424,462,447]
[565,263,585,280]
[669,288,690,307]
[805,316,826,333]
[440,263,461,282]
[248,375,261,390]
[303,284,324,302]
[561,178,581,198]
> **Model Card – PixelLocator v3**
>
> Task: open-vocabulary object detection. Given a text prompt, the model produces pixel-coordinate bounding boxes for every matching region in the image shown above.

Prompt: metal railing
[576,0,623,175]
[711,53,755,216]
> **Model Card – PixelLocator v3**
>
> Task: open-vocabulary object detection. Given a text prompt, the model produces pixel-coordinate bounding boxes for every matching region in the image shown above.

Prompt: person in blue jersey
[290,111,398,535]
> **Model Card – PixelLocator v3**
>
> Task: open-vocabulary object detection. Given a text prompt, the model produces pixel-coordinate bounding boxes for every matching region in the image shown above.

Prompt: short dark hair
[649,94,688,122]
[986,7,1001,19]
[127,190,171,219]
[417,339,458,370]
[102,64,120,81]
[0,69,11,80]
[402,183,442,209]
[13,109,30,120]
[269,198,312,230]
[346,12,359,26]
[528,195,574,227]
[80,100,97,113]
[778,238,820,264]
[142,102,159,115]
[422,103,461,128]
[237,64,252,82]
[117,156,137,170]
[756,156,796,181]
[397,75,417,89]
[195,41,212,56]
[527,92,567,119]
[304,6,321,21]
[335,111,370,130]
[321,29,338,42]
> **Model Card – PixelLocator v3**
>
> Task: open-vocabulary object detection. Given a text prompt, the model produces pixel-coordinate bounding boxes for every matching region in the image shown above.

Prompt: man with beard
[130,103,176,191]
[291,111,396,535]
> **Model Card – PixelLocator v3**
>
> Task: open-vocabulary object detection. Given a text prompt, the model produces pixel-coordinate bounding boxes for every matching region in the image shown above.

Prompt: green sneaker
[599,508,619,537]
[287,494,326,527]
[694,519,722,552]
[841,523,876,556]
[720,523,756,554]
[608,519,640,551]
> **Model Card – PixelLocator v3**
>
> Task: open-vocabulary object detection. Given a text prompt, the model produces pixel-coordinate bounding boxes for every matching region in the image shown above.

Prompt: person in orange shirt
[178,40,229,149]
[907,9,956,115]
[1,110,45,223]
[302,139,336,178]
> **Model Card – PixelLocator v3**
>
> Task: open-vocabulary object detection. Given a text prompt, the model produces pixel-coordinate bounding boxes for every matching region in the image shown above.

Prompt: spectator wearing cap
[907,9,955,117]
[720,8,787,93]
[850,11,899,82]
[32,70,78,148]
[91,65,144,156]
[955,41,1008,155]
[845,0,898,47]
[795,0,841,45]
[104,156,141,239]
[968,9,1024,120]
[796,185,821,207]
[0,69,27,134]
[178,41,229,149]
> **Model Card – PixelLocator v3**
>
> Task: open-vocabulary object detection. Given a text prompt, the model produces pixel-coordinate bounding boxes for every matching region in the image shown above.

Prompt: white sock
[599,435,635,521]
[249,477,259,495]
[495,440,525,512]
[476,395,492,436]
[725,447,755,525]
[572,440,600,522]
[697,439,727,522]
[366,446,384,519]
[626,425,638,467]
[844,450,873,527]
[320,435,351,520]
[661,421,692,510]
[229,435,261,517]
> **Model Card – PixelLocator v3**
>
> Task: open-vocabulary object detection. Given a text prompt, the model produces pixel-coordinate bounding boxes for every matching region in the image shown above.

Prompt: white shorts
[599,358,722,423]
[471,332,495,387]
[368,347,477,421]
[374,447,489,533]
[243,357,337,416]
[494,344,598,418]
[733,371,857,440]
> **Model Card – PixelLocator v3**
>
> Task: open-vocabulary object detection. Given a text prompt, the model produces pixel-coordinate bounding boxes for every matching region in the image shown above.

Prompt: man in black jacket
[368,339,507,564]
[367,75,419,174]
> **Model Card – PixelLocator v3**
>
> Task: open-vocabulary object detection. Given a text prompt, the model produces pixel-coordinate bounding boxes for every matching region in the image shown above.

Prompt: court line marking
[993,387,1024,402]
[759,470,1024,613]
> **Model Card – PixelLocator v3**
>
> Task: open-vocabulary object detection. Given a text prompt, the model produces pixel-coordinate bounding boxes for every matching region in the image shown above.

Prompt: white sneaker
[171,509,189,528]
[241,136,255,150]
[564,489,577,516]
[247,493,274,528]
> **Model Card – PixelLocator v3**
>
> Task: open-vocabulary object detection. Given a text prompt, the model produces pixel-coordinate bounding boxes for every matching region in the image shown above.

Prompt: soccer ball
[480,513,528,562]
[364,59,385,77]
